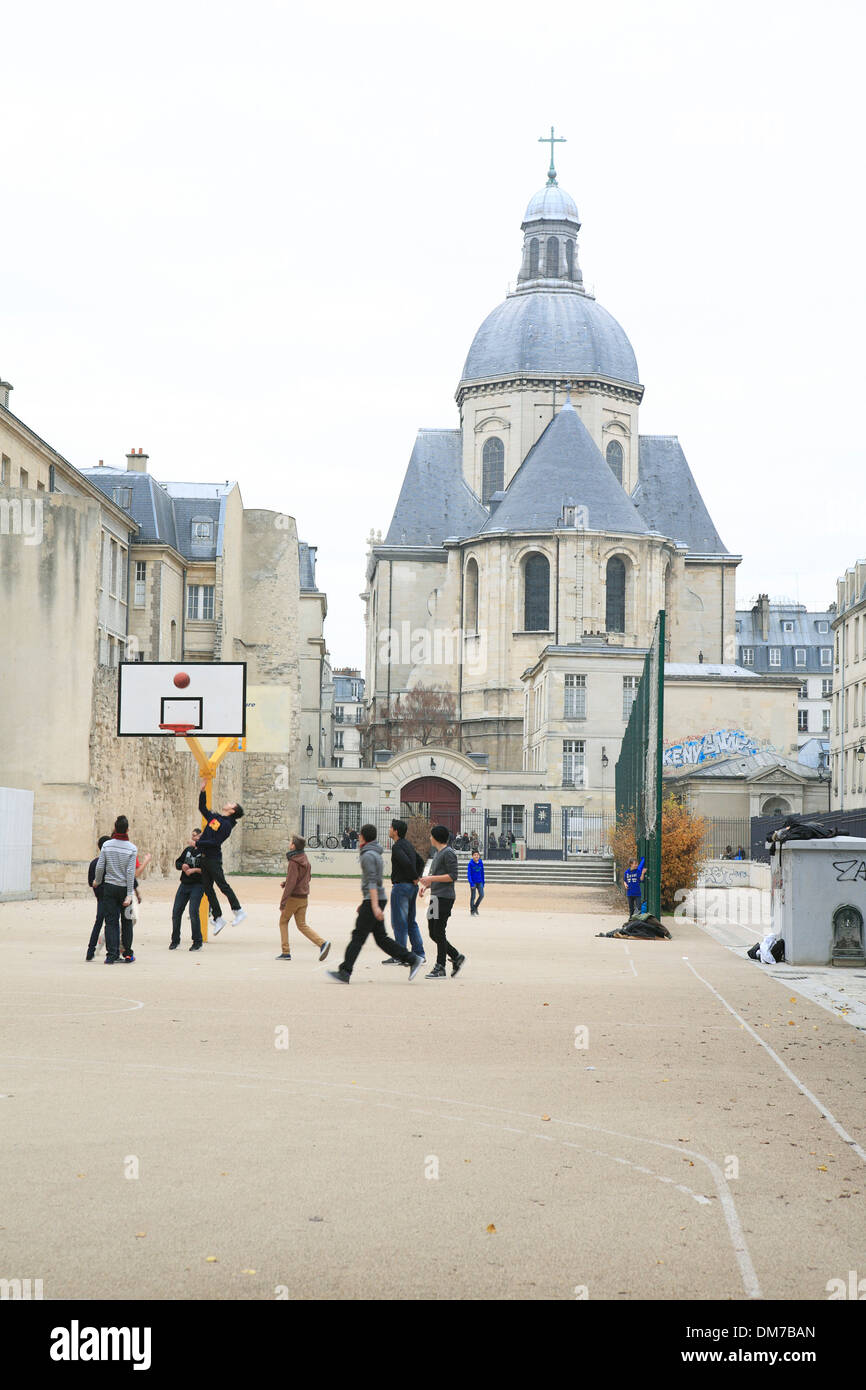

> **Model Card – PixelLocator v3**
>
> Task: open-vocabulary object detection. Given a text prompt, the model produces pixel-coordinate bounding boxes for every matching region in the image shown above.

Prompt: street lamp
[857,743,866,764]
[306,738,314,759]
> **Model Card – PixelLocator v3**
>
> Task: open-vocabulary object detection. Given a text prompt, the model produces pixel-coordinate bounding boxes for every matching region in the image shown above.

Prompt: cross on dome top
[538,126,566,186]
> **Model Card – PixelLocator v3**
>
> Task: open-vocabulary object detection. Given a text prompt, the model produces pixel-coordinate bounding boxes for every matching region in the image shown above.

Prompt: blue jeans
[390,882,425,956]
[470,884,484,912]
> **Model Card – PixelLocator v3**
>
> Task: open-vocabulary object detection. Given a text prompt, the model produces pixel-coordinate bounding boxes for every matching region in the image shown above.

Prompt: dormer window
[191,518,213,543]
[112,487,133,510]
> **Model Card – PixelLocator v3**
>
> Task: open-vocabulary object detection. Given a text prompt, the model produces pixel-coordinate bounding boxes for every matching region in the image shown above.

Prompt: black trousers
[172,881,204,945]
[87,897,107,954]
[628,896,641,917]
[200,853,241,917]
[103,883,133,960]
[340,899,415,976]
[427,895,459,967]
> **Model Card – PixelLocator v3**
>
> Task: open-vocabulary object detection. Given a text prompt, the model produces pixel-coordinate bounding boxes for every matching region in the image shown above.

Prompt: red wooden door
[401,777,461,834]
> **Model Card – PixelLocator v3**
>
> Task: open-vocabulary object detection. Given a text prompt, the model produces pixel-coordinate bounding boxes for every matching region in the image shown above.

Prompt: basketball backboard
[117,662,246,737]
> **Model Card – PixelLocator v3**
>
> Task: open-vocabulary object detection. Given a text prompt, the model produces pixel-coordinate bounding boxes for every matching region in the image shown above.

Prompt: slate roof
[665,663,760,679]
[299,542,319,591]
[523,184,579,224]
[482,401,650,535]
[384,430,488,546]
[631,436,728,554]
[735,605,834,644]
[664,750,823,782]
[83,468,230,560]
[460,289,639,387]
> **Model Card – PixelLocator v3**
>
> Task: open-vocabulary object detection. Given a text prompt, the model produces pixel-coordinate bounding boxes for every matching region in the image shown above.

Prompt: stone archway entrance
[401,777,461,836]
[762,795,792,816]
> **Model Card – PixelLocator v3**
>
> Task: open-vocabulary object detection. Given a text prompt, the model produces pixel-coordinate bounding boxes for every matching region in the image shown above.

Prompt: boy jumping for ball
[197,781,246,935]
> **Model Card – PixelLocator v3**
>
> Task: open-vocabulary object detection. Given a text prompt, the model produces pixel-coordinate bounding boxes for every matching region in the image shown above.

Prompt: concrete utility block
[773,836,866,966]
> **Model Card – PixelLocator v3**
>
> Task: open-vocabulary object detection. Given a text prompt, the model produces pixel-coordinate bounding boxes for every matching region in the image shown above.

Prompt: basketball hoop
[158,722,197,737]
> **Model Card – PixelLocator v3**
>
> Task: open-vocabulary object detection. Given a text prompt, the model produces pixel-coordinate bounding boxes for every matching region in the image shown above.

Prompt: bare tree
[390,685,458,750]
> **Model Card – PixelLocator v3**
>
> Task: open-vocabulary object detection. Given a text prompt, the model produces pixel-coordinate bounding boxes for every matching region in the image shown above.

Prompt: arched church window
[606,440,624,486]
[565,240,574,278]
[546,237,559,277]
[605,556,626,633]
[482,437,505,504]
[524,552,550,631]
[529,238,539,277]
[464,558,479,632]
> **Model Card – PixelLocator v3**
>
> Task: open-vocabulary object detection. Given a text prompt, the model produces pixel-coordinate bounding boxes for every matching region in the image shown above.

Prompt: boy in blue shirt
[467,849,485,916]
[623,858,646,917]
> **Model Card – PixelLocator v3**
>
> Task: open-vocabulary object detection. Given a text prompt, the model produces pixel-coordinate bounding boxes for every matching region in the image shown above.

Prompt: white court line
[0,992,145,1019]
[622,943,638,977]
[682,957,866,1166]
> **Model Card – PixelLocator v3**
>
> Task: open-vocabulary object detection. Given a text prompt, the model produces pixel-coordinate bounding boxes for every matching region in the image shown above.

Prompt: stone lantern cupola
[517,140,584,290]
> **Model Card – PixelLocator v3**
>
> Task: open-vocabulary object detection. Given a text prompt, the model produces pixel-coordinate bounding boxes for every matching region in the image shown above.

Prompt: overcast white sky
[2,0,864,665]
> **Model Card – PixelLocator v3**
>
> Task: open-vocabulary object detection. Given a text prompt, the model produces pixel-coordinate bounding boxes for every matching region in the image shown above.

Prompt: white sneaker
[212,917,227,935]
[232,908,247,926]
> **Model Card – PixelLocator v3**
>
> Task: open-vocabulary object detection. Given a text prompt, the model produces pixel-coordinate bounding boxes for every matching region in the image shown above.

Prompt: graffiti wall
[662,728,770,769]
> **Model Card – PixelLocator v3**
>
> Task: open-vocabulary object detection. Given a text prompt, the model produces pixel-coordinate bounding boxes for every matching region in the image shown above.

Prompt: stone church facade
[359,160,742,791]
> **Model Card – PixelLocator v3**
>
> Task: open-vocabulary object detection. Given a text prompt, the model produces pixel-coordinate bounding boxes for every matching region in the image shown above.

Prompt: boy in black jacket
[197,781,246,935]
[85,836,110,960]
[171,828,205,951]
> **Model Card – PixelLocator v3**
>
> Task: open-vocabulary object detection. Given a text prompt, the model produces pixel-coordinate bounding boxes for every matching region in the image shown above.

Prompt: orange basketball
[174,671,190,689]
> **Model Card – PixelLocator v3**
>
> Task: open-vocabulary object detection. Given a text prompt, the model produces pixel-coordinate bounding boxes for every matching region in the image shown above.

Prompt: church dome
[460,290,639,386]
[523,184,579,224]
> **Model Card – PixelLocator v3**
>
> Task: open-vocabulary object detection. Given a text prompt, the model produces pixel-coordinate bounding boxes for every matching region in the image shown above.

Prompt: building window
[782,621,794,633]
[564,673,586,719]
[465,557,479,630]
[799,681,808,699]
[481,439,504,505]
[112,487,133,509]
[19,468,29,488]
[338,802,361,830]
[134,561,146,607]
[334,730,344,749]
[794,648,806,666]
[605,556,626,633]
[529,238,539,276]
[191,519,213,543]
[817,620,829,634]
[562,739,585,788]
[798,709,808,733]
[822,678,832,697]
[109,539,119,597]
[546,236,559,276]
[623,675,639,721]
[187,584,215,621]
[821,648,832,667]
[823,708,830,732]
[335,706,344,724]
[501,804,524,836]
[523,552,550,631]
[355,707,363,724]
[331,757,343,768]
[0,454,8,484]
[565,240,574,277]
[741,647,754,666]
[769,647,781,667]
[606,440,624,486]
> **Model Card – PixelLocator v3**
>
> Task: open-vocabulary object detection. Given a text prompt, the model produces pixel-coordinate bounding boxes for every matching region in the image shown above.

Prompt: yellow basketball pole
[185,735,239,943]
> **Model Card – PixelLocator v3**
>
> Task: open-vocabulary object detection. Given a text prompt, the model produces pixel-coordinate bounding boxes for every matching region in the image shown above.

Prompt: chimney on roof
[126,447,149,474]
[0,380,13,410]
[753,592,770,641]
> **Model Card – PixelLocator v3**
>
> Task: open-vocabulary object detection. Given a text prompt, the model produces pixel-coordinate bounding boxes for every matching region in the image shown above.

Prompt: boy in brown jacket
[277,835,331,962]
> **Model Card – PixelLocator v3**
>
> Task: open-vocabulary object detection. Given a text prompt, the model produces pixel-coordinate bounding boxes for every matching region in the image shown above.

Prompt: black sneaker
[190,943,202,951]
[169,942,179,950]
[451,953,466,977]
[121,953,135,964]
[426,964,447,979]
[381,958,401,965]
[328,969,351,984]
[276,953,292,960]
[85,951,95,961]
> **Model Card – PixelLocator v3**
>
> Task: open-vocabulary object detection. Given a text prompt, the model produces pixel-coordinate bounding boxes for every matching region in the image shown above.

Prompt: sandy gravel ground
[1,875,864,1301]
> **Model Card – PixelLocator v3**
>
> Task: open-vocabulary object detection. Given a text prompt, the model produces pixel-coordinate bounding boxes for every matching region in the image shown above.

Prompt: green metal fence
[615,611,665,917]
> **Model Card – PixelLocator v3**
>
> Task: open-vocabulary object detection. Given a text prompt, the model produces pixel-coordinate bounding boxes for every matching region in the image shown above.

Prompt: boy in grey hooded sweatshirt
[328,824,424,983]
